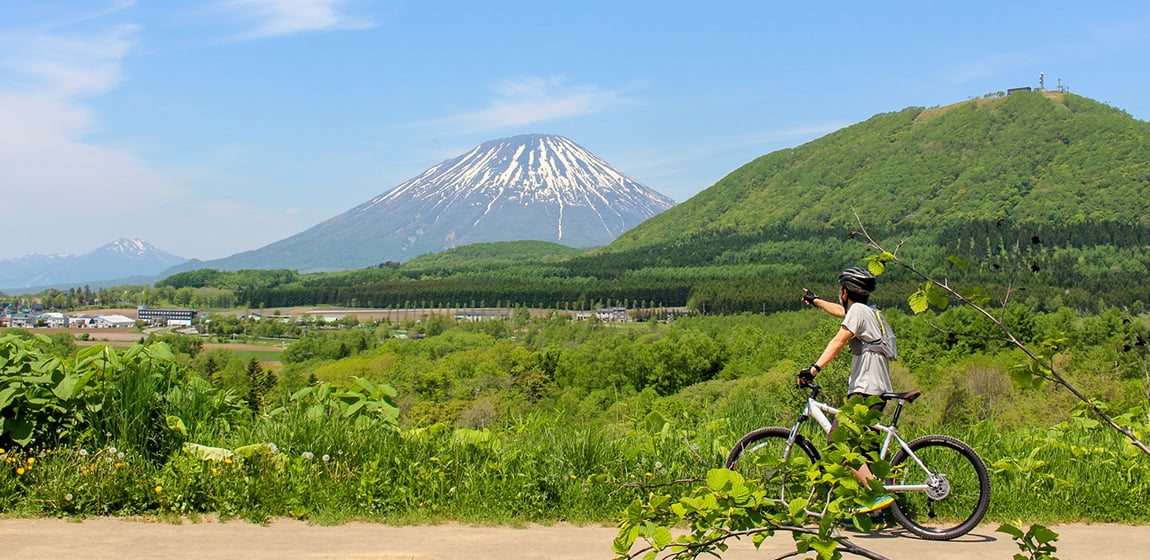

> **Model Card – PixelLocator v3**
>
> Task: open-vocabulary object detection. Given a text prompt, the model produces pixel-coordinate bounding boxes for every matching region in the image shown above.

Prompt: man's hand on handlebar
[797,367,816,387]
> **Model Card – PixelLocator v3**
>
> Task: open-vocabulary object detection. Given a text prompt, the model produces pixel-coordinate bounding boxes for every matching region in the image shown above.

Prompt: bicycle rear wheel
[725,427,820,489]
[888,434,991,540]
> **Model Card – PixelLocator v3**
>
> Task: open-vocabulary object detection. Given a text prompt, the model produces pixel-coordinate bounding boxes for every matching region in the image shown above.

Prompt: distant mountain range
[169,134,675,274]
[0,239,186,294]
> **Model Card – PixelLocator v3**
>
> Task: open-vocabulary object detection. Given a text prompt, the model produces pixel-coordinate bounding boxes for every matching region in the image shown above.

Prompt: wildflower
[65,493,73,501]
[79,449,89,457]
[321,454,330,462]
[108,447,117,454]
[155,486,163,493]
[224,459,233,465]
[211,468,218,475]
[0,448,5,454]
[117,452,125,460]
[16,467,26,475]
[27,457,35,465]
[428,456,438,462]
[655,462,663,469]
[301,452,314,460]
[267,443,278,454]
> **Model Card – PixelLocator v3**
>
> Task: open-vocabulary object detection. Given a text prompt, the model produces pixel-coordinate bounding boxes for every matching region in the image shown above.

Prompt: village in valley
[0,304,197,330]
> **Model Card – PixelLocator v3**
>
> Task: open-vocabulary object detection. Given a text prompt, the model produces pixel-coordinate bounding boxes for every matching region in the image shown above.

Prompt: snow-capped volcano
[195,134,675,271]
[363,134,675,245]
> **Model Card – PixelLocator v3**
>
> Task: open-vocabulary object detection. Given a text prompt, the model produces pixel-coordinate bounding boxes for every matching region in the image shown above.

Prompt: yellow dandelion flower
[27,457,35,465]
[211,468,219,475]
[16,467,26,475]
[224,459,233,464]
[0,448,5,454]
[429,457,438,462]
[154,486,163,493]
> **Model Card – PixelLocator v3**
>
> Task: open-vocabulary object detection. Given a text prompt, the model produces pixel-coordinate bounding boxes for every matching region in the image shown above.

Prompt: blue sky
[2,0,1149,261]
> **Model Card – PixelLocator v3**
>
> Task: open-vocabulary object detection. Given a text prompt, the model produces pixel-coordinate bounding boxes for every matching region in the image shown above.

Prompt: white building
[41,312,67,328]
[93,314,136,329]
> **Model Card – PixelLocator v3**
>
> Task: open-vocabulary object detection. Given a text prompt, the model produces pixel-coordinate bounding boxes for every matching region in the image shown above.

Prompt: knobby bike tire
[888,434,992,540]
[725,427,820,480]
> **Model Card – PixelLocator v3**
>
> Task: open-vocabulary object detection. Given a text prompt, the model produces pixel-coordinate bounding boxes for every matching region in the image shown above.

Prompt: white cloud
[420,76,635,135]
[0,15,182,259]
[218,0,374,40]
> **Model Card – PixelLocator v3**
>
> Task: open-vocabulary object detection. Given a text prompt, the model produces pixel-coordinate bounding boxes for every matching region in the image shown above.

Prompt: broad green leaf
[234,443,277,458]
[908,291,929,314]
[996,524,1025,539]
[653,526,672,549]
[810,537,838,559]
[1008,367,1035,389]
[147,342,176,361]
[165,415,188,437]
[706,468,736,491]
[52,373,81,400]
[1030,524,1059,544]
[0,386,16,409]
[183,442,236,461]
[927,287,949,310]
[866,259,885,276]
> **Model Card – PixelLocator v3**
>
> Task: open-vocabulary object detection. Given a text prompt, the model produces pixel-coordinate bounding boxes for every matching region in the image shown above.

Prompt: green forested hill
[609,91,1150,253]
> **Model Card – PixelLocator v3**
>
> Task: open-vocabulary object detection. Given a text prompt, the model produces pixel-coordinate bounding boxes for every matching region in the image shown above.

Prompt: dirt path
[1,519,1145,559]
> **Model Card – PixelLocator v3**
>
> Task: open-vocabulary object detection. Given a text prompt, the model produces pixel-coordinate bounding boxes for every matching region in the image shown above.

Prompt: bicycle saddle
[880,390,922,403]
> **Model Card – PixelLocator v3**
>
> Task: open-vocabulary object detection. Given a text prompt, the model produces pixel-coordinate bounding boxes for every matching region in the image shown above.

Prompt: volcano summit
[197,134,675,272]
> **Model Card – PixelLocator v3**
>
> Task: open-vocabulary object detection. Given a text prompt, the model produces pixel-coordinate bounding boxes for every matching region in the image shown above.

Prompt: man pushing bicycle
[800,266,900,516]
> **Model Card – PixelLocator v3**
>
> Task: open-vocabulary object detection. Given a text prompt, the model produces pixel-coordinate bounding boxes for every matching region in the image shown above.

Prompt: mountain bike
[725,383,991,540]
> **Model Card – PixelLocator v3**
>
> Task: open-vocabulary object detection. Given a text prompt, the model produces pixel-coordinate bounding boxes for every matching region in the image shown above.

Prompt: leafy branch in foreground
[997,523,1061,560]
[854,215,1150,458]
[613,400,892,560]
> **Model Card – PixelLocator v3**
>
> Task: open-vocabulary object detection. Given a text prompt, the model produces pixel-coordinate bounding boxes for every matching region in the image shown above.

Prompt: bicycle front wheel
[725,427,820,482]
[888,434,991,540]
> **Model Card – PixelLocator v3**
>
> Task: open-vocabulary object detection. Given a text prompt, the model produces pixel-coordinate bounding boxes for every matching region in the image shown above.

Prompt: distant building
[1007,86,1032,95]
[137,306,198,327]
[41,312,67,328]
[68,314,94,328]
[595,307,629,322]
[93,315,136,329]
[4,313,34,328]
[454,310,509,322]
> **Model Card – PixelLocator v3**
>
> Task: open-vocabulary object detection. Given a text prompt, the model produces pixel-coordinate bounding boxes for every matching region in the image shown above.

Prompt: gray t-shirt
[841,303,894,396]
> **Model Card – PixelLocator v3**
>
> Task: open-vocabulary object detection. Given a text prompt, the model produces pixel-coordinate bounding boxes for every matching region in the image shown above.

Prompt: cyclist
[799,266,899,515]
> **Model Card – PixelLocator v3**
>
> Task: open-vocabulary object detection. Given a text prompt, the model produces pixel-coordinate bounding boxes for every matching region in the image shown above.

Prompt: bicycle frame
[783,388,936,494]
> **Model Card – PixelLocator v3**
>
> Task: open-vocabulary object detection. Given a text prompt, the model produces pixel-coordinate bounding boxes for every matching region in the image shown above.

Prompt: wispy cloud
[217,0,374,40]
[420,76,636,135]
[0,9,182,258]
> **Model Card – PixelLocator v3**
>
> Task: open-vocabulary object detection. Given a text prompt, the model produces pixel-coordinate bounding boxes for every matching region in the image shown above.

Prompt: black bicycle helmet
[838,267,876,294]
